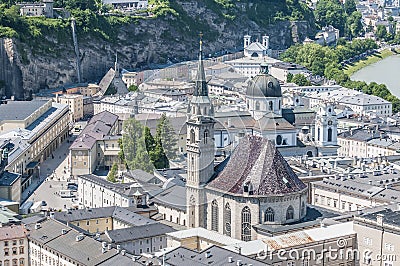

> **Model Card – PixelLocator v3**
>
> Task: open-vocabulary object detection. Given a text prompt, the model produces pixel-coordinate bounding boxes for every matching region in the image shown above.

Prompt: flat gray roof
[0,100,48,122]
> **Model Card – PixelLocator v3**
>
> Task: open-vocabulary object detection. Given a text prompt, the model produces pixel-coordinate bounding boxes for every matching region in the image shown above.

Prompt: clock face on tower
[328,120,333,125]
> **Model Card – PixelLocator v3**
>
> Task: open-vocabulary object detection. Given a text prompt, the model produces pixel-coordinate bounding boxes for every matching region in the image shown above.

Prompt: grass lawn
[344,48,400,76]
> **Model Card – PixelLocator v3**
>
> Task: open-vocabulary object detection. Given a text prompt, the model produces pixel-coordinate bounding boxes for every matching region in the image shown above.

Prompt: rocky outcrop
[0,0,316,99]
[0,38,23,99]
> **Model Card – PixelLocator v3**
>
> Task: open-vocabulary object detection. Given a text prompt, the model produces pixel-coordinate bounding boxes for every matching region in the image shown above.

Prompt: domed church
[186,41,308,241]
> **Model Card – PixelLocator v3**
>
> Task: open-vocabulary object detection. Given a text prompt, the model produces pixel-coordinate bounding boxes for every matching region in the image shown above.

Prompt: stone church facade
[186,41,308,241]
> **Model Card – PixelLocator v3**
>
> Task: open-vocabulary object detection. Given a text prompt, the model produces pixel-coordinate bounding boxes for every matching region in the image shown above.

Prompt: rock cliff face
[0,0,315,99]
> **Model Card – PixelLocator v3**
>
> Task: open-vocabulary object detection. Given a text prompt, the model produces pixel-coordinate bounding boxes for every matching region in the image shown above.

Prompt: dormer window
[243,181,254,195]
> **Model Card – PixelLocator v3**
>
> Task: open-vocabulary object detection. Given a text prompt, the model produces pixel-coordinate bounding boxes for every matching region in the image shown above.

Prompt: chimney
[102,242,107,248]
[49,212,55,219]
[205,250,211,258]
[35,223,41,230]
[320,219,326,228]
[102,247,107,254]
[397,203,400,211]
[237,260,242,266]
[61,229,67,235]
[107,244,112,250]
[377,213,384,226]
[228,257,233,263]
[121,250,126,256]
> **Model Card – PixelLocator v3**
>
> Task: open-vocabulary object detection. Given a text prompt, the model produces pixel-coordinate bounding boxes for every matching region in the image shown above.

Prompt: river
[351,54,400,98]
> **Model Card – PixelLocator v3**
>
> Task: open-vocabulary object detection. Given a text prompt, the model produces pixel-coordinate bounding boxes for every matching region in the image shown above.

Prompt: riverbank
[344,48,400,76]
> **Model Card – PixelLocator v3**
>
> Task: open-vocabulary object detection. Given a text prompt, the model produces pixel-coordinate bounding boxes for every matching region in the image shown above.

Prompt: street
[22,135,78,211]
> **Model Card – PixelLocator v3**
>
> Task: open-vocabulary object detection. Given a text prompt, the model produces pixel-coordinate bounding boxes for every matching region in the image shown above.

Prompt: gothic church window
[224,203,231,236]
[286,205,294,220]
[211,200,218,231]
[190,129,195,143]
[241,206,252,241]
[265,207,275,222]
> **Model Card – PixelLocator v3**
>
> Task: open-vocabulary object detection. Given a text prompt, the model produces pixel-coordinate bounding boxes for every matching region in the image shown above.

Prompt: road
[22,135,79,211]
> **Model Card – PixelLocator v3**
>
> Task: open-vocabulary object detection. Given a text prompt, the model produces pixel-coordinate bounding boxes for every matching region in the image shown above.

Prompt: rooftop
[167,227,242,246]
[105,223,175,243]
[0,224,27,241]
[164,246,265,266]
[207,135,306,196]
[27,219,127,265]
[0,100,48,122]
[54,206,156,227]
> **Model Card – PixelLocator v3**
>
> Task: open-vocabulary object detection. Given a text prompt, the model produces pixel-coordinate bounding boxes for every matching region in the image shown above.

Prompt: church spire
[194,32,207,96]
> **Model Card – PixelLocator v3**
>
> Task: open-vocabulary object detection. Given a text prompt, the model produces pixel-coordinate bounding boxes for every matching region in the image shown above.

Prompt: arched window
[204,129,209,144]
[265,207,275,222]
[301,202,306,216]
[190,129,195,143]
[241,206,251,241]
[255,101,260,111]
[211,200,218,231]
[269,101,273,111]
[192,106,195,114]
[189,195,196,227]
[224,203,231,236]
[286,205,294,220]
[276,135,283,145]
[317,128,320,141]
[251,52,258,57]
[328,128,333,142]
[204,107,207,116]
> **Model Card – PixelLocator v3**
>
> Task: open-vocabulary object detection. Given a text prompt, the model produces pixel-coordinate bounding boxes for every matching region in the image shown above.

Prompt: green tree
[315,0,345,34]
[286,72,294,82]
[292,74,311,86]
[107,162,118,183]
[376,25,388,40]
[144,126,168,169]
[128,84,139,92]
[150,137,169,169]
[144,126,155,153]
[346,11,363,39]
[121,118,154,173]
[344,0,356,15]
[155,113,178,160]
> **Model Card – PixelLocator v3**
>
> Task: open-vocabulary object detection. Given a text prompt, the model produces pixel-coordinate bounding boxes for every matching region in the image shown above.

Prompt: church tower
[315,101,338,146]
[186,36,215,228]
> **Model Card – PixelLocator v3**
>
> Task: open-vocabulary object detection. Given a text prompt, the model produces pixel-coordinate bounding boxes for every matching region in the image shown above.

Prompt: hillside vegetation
[0,0,314,42]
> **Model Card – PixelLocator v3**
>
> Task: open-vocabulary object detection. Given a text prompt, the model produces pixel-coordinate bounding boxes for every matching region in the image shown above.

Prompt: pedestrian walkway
[21,135,76,203]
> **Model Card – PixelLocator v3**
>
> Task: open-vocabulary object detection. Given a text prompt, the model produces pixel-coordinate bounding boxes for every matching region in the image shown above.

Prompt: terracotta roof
[207,135,306,196]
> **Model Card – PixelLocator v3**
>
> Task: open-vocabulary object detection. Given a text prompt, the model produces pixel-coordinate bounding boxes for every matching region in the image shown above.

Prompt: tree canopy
[155,113,178,160]
[315,0,345,34]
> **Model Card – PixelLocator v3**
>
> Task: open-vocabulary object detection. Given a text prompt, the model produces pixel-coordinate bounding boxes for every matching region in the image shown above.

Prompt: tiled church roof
[207,135,306,196]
